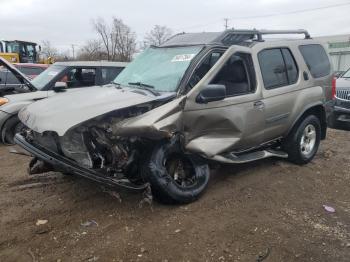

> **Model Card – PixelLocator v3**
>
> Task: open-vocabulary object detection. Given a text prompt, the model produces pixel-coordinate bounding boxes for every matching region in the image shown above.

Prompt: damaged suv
[15,29,333,204]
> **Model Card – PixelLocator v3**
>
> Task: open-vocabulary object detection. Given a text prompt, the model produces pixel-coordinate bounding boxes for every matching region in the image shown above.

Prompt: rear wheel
[283,115,321,165]
[142,140,210,204]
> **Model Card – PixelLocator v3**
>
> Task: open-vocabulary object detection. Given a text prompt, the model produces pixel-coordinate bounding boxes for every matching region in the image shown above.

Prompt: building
[315,34,350,74]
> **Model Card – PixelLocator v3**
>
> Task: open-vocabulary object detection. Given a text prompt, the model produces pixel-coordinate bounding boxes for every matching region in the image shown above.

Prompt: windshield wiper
[128,82,160,96]
[111,81,122,89]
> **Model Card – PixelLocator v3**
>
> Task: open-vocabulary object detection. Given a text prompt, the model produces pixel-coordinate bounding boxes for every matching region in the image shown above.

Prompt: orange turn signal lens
[0,97,9,106]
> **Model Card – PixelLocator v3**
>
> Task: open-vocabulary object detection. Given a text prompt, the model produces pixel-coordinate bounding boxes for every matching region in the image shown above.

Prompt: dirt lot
[0,129,349,262]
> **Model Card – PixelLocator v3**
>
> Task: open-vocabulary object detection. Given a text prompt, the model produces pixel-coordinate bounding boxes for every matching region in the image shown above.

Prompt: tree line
[41,17,173,62]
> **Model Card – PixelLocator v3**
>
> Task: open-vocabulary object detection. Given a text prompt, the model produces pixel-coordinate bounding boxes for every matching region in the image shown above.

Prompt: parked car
[0,58,128,144]
[14,63,49,79]
[0,63,48,93]
[328,67,350,129]
[15,29,333,204]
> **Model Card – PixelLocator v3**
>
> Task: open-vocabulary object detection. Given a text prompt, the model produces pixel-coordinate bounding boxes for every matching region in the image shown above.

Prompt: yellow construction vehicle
[0,40,40,63]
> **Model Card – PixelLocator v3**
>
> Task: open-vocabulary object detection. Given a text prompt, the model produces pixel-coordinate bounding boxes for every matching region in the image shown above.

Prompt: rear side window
[282,49,298,84]
[299,44,330,78]
[258,48,298,89]
[17,67,46,76]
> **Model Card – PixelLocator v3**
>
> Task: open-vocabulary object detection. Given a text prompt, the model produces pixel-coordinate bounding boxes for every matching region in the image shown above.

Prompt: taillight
[332,76,336,99]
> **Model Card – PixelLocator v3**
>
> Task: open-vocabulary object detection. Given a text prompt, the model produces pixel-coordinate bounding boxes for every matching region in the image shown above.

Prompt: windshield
[31,65,65,89]
[113,46,203,92]
[342,68,350,78]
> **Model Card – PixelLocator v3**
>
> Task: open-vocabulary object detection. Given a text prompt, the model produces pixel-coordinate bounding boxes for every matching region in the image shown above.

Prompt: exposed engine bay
[24,103,164,184]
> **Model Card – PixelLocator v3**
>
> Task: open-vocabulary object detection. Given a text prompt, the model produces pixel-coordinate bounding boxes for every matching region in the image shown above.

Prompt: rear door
[257,47,300,142]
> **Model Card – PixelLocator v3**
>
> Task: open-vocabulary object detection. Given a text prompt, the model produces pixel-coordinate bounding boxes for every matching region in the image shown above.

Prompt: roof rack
[161,29,311,47]
[221,29,311,42]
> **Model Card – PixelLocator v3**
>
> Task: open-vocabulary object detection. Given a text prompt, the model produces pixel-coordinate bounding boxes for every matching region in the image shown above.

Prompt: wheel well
[289,105,327,140]
[1,114,20,143]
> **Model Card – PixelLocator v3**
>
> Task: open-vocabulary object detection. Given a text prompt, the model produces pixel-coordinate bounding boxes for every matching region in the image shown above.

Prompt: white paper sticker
[48,71,59,76]
[171,54,196,62]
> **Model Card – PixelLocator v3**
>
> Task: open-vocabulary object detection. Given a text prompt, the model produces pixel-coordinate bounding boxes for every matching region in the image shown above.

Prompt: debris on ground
[256,247,271,262]
[36,219,48,226]
[27,248,36,262]
[81,220,98,227]
[101,187,122,203]
[9,147,32,157]
[138,184,153,208]
[323,205,336,213]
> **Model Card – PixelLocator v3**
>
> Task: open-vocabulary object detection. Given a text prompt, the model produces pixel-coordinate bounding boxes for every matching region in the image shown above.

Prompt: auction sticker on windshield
[48,71,59,76]
[171,54,196,62]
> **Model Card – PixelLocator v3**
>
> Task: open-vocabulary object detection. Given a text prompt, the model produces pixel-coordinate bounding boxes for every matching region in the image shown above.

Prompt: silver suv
[15,29,333,204]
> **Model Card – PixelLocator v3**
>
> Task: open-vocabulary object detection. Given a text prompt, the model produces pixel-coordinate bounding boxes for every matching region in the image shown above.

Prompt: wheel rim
[300,124,317,157]
[165,154,197,188]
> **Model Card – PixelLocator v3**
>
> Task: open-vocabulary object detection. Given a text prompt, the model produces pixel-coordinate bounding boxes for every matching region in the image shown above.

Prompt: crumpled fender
[115,96,186,139]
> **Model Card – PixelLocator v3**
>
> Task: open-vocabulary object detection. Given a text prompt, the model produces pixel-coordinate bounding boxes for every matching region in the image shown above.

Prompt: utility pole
[224,18,229,30]
[71,44,76,60]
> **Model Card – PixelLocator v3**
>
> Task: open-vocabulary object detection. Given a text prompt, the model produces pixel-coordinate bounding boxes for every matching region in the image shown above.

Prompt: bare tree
[111,18,136,61]
[92,17,136,62]
[144,25,172,47]
[77,40,106,61]
[93,18,111,60]
[40,40,59,59]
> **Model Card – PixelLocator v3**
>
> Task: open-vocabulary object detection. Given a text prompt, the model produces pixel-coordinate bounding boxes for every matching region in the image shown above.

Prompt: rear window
[299,44,330,78]
[17,66,46,76]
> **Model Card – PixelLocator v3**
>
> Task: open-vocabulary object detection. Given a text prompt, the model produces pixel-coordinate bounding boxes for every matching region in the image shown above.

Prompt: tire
[2,116,25,145]
[283,115,321,165]
[142,139,210,204]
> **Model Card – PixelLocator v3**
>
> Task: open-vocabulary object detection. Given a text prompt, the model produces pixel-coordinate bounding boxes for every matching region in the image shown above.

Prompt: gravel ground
[0,128,349,261]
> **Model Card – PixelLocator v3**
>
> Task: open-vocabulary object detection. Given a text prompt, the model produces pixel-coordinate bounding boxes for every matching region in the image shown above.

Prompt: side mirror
[196,84,226,104]
[53,82,67,92]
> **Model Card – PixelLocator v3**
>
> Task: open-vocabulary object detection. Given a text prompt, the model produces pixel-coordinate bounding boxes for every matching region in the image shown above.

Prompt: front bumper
[328,98,350,126]
[14,134,148,191]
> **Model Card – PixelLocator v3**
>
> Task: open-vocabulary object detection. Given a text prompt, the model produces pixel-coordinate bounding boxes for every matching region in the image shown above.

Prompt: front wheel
[142,139,210,204]
[283,115,321,165]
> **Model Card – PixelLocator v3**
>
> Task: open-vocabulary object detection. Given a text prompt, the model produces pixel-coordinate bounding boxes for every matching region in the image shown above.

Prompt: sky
[0,0,350,54]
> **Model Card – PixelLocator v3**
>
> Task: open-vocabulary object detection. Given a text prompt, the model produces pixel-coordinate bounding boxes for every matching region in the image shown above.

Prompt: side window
[299,44,330,78]
[211,52,255,97]
[58,68,96,88]
[187,51,224,89]
[282,48,298,84]
[101,67,123,85]
[258,49,288,89]
[18,67,45,76]
[258,48,298,89]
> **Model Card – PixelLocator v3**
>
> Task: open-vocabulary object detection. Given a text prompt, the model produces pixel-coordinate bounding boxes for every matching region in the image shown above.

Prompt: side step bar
[211,149,288,164]
[14,134,148,191]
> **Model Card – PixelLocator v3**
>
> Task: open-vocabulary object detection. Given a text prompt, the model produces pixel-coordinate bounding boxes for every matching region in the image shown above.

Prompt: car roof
[161,29,312,48]
[14,63,49,68]
[53,61,128,67]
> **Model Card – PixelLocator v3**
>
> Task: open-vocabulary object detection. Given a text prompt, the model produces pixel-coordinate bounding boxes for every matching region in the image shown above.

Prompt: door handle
[254,100,265,110]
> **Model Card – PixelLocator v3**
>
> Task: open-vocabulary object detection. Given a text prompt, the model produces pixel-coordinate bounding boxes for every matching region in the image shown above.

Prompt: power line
[229,2,350,20]
[175,2,350,32]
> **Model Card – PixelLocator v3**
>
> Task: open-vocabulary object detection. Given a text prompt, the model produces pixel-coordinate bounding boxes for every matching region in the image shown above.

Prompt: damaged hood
[18,85,174,136]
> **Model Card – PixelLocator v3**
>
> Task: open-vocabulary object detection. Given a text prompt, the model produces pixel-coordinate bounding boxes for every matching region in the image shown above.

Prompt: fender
[285,101,327,139]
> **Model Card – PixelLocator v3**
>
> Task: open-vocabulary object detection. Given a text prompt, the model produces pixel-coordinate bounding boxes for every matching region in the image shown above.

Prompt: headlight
[0,97,9,106]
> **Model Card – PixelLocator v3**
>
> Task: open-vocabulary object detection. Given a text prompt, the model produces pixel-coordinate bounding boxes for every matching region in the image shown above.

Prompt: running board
[211,149,288,164]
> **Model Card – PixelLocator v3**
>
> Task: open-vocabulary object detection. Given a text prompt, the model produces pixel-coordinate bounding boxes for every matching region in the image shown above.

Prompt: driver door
[183,46,264,157]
